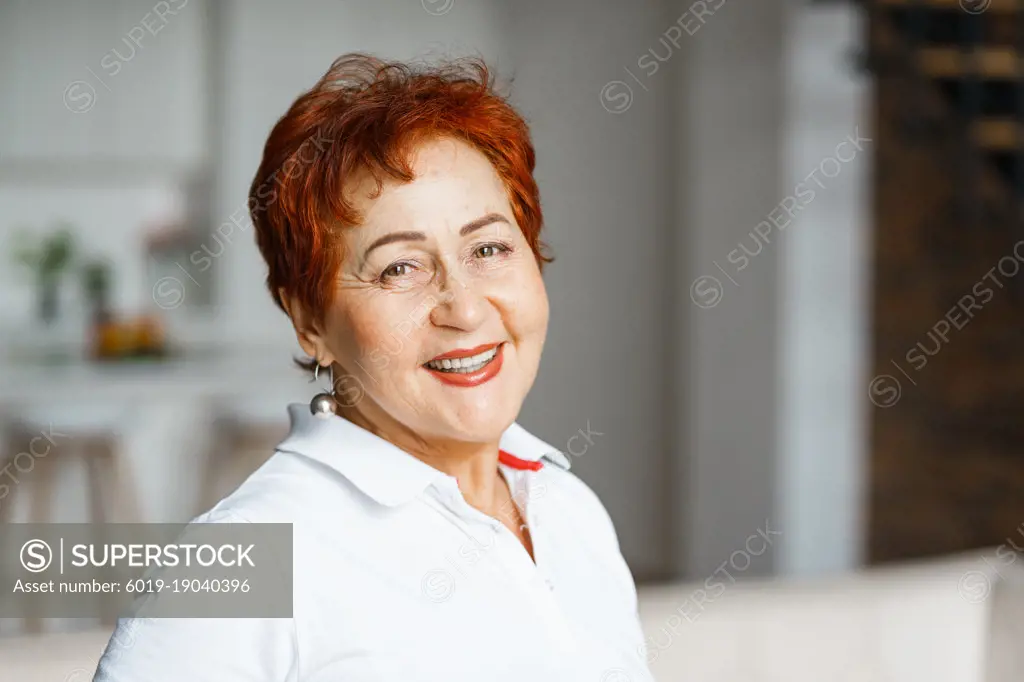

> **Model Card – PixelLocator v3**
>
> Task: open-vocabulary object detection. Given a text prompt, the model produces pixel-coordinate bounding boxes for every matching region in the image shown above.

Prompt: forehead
[405,136,496,182]
[345,137,510,233]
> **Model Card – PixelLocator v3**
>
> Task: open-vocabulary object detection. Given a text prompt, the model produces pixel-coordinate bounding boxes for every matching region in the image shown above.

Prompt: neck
[337,400,506,516]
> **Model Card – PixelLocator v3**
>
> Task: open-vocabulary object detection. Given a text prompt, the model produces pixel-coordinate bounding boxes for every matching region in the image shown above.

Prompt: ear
[279,289,336,366]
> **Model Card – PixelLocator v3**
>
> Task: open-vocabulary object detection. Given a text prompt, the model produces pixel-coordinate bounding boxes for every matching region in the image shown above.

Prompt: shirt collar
[274,403,571,507]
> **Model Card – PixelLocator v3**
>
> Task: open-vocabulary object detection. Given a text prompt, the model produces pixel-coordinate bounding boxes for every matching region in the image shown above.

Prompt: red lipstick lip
[427,342,501,363]
[423,342,505,388]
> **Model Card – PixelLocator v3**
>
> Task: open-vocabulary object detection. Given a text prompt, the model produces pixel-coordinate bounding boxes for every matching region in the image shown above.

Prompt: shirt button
[544,578,555,591]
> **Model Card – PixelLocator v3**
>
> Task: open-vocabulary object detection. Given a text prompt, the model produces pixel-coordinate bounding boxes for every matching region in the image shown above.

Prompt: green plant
[10,223,78,324]
[11,223,77,284]
[82,259,111,299]
[81,257,113,322]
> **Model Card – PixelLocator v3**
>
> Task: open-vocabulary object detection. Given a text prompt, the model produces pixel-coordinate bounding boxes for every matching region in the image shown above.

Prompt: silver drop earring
[309,363,338,418]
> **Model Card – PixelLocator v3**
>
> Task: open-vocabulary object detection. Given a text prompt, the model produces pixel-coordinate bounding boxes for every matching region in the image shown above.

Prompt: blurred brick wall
[869,17,1024,563]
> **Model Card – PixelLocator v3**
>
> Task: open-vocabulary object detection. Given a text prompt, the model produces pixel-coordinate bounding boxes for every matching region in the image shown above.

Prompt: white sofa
[2,548,1021,681]
[639,548,1024,682]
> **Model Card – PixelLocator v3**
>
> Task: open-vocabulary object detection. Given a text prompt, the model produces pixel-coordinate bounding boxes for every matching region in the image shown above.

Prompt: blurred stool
[0,416,141,525]
[0,408,140,633]
[196,403,288,514]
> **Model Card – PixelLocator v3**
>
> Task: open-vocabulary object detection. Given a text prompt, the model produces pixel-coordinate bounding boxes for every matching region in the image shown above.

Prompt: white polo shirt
[93,404,653,682]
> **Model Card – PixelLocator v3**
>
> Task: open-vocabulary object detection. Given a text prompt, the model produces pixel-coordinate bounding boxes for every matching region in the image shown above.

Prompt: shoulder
[192,448,373,526]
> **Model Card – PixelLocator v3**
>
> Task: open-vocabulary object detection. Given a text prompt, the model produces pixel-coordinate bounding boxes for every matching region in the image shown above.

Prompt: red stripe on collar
[498,449,544,471]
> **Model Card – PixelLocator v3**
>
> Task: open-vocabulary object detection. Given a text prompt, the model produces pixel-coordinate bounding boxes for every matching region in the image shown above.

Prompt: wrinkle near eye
[338,269,385,292]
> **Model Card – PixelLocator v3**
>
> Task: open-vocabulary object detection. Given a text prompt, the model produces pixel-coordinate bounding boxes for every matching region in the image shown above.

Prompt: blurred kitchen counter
[0,345,314,405]
[0,344,316,524]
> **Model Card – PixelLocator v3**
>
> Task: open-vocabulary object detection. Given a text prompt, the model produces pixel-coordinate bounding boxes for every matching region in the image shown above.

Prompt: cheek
[328,294,430,373]
[500,262,549,340]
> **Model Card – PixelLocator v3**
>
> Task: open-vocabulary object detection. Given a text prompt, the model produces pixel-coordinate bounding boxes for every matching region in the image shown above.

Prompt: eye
[473,242,511,259]
[379,261,416,282]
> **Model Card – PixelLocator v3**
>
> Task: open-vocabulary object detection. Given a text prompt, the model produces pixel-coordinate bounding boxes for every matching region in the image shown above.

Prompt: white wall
[676,0,870,579]
[0,0,207,334]
[778,4,871,575]
[676,0,788,578]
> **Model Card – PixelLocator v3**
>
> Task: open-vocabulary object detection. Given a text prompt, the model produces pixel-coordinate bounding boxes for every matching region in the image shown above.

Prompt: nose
[428,269,488,331]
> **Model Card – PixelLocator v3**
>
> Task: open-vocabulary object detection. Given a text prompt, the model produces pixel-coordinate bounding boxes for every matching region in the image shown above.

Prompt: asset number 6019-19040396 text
[125,578,251,593]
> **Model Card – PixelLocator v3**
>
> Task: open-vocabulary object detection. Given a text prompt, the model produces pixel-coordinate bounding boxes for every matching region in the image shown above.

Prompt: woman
[94,53,653,682]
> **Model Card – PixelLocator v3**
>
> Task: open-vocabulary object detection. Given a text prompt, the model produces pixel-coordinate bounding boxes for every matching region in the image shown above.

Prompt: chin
[458,403,521,440]
[426,392,522,443]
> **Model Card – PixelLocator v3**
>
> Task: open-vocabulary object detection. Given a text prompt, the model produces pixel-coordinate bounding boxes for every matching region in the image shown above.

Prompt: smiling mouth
[423,344,502,373]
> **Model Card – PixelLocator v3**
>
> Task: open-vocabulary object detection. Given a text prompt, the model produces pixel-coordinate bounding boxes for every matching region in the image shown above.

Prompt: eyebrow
[361,213,510,262]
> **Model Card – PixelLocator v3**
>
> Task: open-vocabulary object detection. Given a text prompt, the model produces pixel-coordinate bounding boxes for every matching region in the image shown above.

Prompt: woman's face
[306,136,549,445]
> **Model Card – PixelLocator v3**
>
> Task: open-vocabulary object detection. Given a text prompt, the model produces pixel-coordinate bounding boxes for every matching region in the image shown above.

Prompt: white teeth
[426,345,500,372]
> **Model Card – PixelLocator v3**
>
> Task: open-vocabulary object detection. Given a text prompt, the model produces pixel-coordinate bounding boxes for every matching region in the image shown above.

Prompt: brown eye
[381,262,413,281]
[475,243,508,259]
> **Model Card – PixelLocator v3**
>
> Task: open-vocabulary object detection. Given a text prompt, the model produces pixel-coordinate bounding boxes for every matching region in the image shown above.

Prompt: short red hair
[248,53,552,329]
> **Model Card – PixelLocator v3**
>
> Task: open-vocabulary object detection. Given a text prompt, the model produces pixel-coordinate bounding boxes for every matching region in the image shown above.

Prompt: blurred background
[2,0,1024,679]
